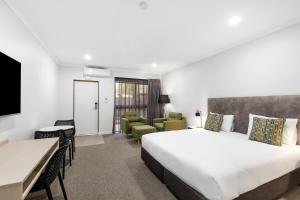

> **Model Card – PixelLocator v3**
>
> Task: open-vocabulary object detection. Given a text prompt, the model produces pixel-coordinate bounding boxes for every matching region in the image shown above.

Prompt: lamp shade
[158,95,170,103]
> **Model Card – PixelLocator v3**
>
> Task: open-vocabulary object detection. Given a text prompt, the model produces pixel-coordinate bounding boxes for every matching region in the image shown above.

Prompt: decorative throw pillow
[265,118,285,146]
[249,117,284,146]
[210,112,234,132]
[249,117,267,142]
[247,114,297,145]
[204,113,223,132]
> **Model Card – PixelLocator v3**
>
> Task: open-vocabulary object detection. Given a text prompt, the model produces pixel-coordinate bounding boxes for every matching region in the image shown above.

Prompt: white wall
[0,1,59,140]
[162,23,300,127]
[58,66,160,134]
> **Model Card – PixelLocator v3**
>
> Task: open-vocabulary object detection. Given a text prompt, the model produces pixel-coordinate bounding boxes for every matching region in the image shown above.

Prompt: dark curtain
[147,79,161,125]
[113,77,149,133]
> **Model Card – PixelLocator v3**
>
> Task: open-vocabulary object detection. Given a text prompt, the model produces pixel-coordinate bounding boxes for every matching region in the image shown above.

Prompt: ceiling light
[84,54,92,61]
[228,16,242,26]
[139,1,148,10]
[152,63,157,68]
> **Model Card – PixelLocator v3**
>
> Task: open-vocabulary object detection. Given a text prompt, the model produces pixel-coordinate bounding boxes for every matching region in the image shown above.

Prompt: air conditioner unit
[83,66,111,77]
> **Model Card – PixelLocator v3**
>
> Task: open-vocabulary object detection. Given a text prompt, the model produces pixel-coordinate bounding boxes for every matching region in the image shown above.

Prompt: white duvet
[142,128,300,200]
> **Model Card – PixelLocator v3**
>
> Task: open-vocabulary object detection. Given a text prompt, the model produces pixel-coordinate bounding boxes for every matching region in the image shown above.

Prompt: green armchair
[120,112,148,135]
[154,112,187,132]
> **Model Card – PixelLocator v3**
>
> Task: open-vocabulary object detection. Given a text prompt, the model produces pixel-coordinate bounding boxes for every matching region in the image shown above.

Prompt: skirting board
[99,131,112,135]
[76,131,111,136]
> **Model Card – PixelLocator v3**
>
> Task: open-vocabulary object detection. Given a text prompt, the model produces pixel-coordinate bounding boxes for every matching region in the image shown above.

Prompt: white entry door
[74,80,99,135]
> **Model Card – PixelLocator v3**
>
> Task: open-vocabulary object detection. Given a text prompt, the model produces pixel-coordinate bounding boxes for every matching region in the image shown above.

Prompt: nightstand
[188,126,202,129]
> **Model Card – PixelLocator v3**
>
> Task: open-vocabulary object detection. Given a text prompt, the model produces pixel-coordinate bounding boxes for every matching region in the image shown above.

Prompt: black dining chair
[30,144,69,200]
[54,120,76,159]
[35,130,71,179]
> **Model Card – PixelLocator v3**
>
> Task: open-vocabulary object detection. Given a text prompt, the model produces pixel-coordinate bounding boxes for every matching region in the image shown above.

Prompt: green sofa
[120,112,148,135]
[154,112,187,132]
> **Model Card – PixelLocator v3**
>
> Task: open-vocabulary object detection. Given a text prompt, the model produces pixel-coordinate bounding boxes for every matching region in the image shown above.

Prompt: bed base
[141,147,164,182]
[142,147,300,200]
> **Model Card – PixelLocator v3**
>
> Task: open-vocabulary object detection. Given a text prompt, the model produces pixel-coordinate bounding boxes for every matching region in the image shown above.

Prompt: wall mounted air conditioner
[83,66,112,77]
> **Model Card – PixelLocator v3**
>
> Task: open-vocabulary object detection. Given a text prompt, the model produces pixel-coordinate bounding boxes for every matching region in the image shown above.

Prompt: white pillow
[282,119,298,145]
[221,115,234,132]
[247,114,298,145]
[211,113,234,132]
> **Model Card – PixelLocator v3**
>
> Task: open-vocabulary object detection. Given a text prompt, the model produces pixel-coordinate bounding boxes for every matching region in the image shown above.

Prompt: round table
[38,125,74,132]
[37,125,75,153]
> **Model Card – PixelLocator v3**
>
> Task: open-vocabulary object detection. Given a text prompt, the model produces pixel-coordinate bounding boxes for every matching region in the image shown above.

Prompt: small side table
[38,126,74,156]
[188,126,202,129]
[37,125,75,172]
[38,125,74,132]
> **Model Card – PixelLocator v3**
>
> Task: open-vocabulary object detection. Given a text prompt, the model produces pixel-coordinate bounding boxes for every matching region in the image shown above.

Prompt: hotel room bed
[142,129,300,200]
[141,95,300,200]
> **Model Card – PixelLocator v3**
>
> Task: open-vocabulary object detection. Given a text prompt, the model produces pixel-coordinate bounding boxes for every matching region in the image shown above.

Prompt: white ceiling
[5,0,300,74]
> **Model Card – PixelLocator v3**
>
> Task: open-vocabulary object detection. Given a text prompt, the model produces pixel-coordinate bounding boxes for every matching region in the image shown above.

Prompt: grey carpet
[28,134,175,200]
[75,135,105,147]
[27,134,300,200]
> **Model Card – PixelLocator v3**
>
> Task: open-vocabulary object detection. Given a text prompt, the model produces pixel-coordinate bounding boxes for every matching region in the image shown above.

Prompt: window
[114,78,148,133]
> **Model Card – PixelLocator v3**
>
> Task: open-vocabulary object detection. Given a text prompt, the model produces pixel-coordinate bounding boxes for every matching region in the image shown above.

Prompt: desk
[0,138,59,200]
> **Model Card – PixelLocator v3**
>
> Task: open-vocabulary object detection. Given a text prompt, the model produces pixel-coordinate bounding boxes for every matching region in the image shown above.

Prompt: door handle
[94,102,98,109]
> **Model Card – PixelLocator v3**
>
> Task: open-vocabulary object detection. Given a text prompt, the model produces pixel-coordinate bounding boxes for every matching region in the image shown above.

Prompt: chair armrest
[163,120,187,131]
[120,118,129,134]
[182,118,188,129]
[154,118,167,123]
[140,117,148,124]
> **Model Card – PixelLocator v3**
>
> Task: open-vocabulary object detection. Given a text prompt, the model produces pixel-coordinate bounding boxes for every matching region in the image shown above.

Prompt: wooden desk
[0,138,59,200]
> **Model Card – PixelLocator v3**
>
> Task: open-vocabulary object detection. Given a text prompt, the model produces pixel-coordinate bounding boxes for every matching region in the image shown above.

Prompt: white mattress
[142,128,300,200]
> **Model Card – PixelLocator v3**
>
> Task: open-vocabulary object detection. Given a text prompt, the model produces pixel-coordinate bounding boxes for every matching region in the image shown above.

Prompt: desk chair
[30,144,68,200]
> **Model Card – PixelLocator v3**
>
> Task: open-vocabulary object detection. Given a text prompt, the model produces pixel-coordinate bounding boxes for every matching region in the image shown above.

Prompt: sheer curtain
[113,78,149,133]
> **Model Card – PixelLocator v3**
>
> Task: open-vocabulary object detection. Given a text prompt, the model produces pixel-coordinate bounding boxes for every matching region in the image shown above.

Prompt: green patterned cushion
[204,113,223,132]
[249,117,284,146]
[249,117,267,142]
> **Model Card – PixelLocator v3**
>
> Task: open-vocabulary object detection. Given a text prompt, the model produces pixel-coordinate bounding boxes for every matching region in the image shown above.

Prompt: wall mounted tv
[0,51,21,116]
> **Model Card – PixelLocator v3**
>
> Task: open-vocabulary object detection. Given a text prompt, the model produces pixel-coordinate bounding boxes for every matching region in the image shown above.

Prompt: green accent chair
[120,112,148,135]
[154,112,187,132]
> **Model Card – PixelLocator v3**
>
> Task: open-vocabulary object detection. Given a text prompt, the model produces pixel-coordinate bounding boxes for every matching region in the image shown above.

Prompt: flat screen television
[0,51,21,116]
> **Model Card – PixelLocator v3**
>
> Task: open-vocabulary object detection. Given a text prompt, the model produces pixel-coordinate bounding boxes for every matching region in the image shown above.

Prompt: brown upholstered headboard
[208,95,300,144]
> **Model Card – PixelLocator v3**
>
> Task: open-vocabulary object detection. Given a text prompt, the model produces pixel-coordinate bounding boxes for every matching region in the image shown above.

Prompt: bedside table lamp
[159,95,170,118]
[195,109,202,128]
